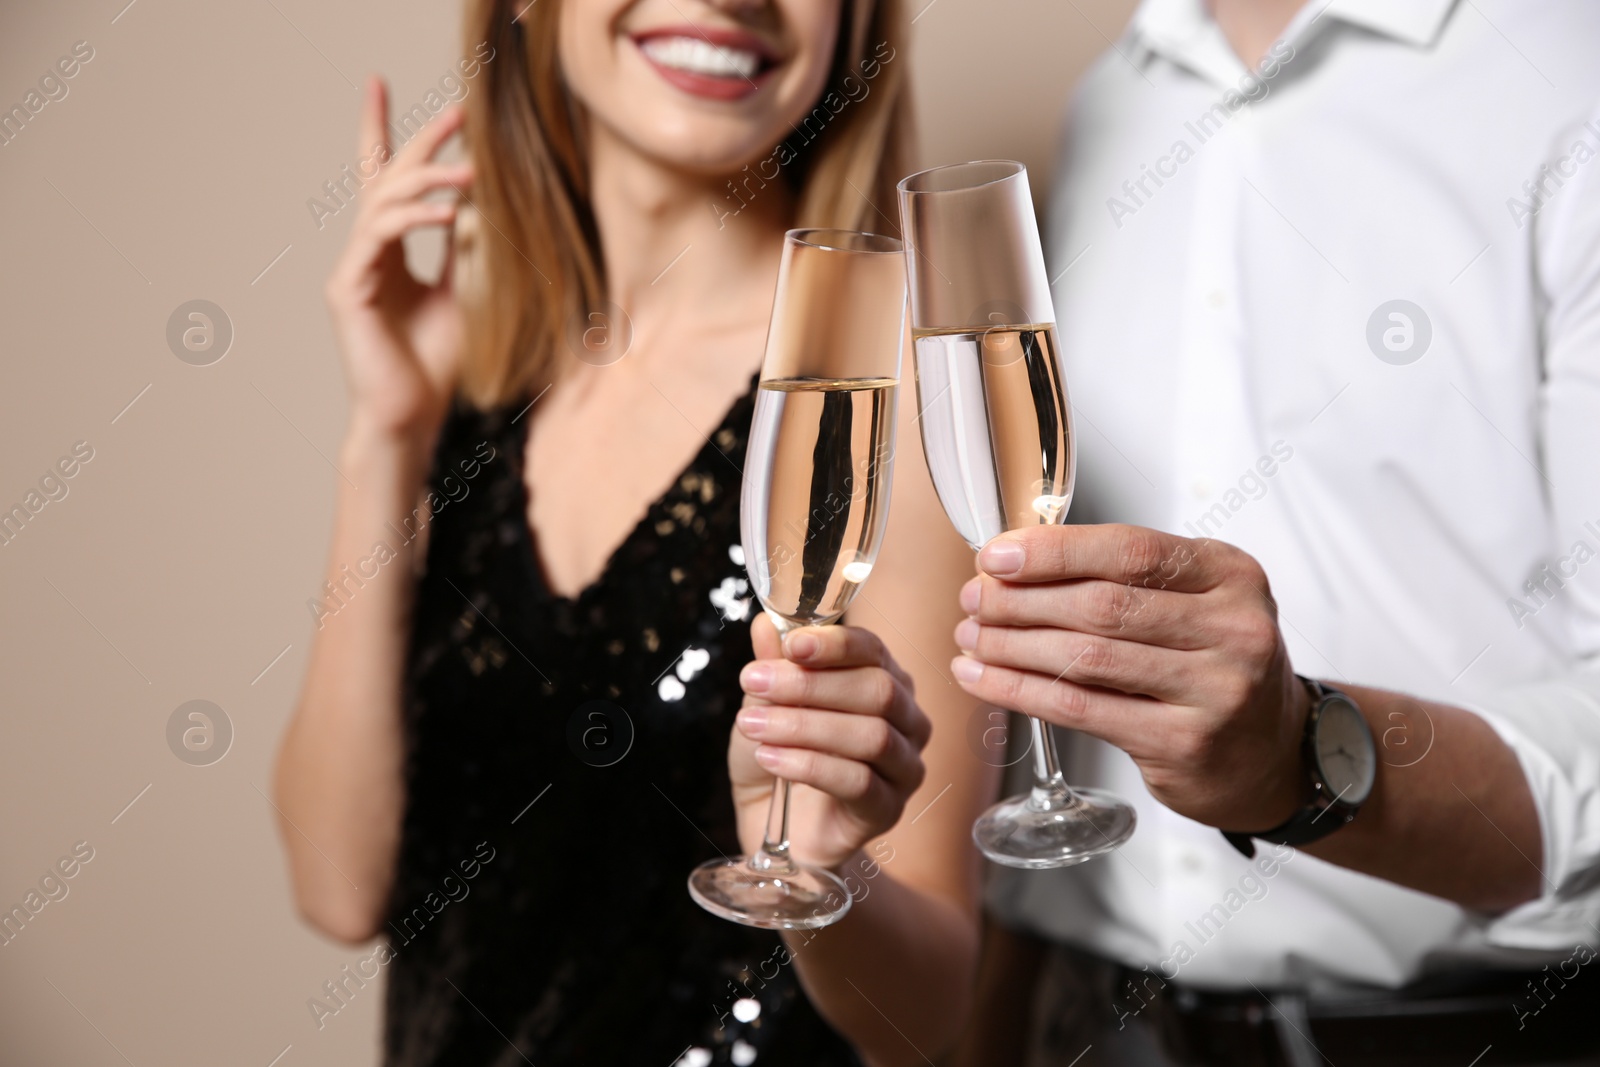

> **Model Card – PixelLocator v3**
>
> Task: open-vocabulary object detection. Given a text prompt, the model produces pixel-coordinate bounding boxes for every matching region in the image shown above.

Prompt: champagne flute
[688,228,906,929]
[897,161,1136,868]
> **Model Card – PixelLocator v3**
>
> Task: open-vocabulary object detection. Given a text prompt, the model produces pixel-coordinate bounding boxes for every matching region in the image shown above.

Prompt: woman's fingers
[364,199,459,246]
[332,200,458,301]
[342,161,471,266]
[737,706,925,792]
[737,616,928,824]
[740,660,925,741]
[750,613,783,661]
[359,75,390,167]
[391,104,467,171]
[351,80,464,219]
[751,745,900,823]
[783,624,914,692]
[367,162,475,213]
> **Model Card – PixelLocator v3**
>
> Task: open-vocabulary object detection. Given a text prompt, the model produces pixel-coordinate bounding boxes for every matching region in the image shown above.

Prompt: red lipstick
[630,26,780,102]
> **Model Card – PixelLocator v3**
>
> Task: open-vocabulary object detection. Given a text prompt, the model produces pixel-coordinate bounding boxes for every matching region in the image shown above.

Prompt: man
[951,1,1600,1063]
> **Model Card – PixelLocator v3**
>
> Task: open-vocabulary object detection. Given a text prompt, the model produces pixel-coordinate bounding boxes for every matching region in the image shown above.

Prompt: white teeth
[640,36,760,79]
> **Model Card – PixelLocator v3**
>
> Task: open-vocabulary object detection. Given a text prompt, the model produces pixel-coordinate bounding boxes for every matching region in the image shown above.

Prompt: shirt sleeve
[1470,107,1600,948]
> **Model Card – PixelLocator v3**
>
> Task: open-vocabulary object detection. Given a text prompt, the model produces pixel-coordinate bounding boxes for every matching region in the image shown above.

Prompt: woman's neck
[586,123,795,349]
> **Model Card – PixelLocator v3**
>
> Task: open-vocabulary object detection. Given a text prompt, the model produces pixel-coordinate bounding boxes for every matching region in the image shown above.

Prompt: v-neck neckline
[515,374,757,608]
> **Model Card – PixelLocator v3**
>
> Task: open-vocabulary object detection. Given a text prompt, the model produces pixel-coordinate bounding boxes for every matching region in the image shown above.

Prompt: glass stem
[750,612,814,875]
[1027,715,1078,811]
[752,778,796,873]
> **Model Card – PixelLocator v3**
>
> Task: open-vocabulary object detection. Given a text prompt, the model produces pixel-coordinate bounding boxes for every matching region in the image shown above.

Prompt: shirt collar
[1129,0,1459,85]
[1318,0,1459,47]
[1129,0,1245,85]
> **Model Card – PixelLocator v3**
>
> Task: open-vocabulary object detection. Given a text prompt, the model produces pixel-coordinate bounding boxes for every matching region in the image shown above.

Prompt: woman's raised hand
[324,76,475,443]
[729,614,932,871]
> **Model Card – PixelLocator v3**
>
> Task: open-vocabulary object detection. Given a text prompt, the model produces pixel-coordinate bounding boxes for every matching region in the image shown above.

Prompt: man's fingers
[977,524,1223,592]
[955,620,1195,702]
[962,576,1210,649]
[738,707,925,792]
[949,655,1164,755]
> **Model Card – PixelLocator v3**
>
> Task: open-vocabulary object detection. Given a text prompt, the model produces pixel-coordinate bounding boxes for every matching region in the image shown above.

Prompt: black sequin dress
[382,381,863,1067]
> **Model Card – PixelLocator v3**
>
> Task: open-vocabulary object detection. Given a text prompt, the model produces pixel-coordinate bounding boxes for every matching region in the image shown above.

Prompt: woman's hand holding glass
[729,616,930,872]
[688,228,908,929]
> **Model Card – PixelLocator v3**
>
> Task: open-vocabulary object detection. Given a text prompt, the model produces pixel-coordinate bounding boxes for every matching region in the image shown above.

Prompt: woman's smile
[631,25,781,101]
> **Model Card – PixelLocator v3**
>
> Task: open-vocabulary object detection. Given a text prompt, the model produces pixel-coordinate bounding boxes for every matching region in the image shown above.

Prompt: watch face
[1312,695,1376,806]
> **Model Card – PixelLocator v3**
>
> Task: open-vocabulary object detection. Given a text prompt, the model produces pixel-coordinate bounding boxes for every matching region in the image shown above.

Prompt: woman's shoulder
[427,393,529,486]
[408,397,528,545]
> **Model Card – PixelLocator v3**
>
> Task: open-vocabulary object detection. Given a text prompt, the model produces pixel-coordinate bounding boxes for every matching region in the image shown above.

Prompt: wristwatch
[1222,677,1376,859]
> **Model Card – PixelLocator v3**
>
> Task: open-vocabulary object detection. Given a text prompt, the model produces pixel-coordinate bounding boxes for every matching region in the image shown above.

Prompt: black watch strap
[1222,801,1358,859]
[1222,677,1368,859]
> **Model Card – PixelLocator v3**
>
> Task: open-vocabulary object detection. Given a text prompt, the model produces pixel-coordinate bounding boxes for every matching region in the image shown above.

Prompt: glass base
[688,856,852,930]
[973,784,1136,869]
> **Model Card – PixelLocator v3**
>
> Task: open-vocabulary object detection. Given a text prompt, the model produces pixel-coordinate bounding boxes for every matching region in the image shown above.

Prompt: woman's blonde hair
[455,0,912,408]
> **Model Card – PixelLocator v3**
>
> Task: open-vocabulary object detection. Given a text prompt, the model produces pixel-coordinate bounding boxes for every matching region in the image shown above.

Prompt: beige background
[0,0,1134,1062]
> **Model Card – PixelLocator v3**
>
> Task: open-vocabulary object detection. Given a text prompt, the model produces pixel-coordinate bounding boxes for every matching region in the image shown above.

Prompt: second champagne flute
[897,160,1136,868]
[688,228,906,929]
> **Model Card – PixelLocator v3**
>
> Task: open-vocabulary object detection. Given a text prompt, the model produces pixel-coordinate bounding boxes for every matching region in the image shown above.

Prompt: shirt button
[1190,479,1212,499]
[1208,290,1227,308]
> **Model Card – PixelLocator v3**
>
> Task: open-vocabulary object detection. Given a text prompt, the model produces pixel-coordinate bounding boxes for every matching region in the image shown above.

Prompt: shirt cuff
[1464,675,1600,949]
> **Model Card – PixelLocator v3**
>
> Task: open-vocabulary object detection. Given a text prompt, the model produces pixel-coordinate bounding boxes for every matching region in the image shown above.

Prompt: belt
[1117,963,1600,1067]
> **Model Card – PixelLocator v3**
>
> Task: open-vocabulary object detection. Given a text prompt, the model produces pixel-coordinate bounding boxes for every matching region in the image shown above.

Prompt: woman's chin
[607,126,790,185]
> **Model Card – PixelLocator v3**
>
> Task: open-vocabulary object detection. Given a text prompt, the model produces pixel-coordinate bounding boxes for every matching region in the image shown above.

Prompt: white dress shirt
[987,0,1600,991]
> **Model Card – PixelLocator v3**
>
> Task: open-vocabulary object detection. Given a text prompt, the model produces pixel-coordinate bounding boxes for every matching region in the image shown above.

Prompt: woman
[273,0,994,1064]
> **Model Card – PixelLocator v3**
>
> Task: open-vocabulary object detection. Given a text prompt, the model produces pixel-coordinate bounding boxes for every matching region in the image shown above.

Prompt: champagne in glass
[689,228,905,929]
[743,377,897,627]
[913,323,1071,542]
[898,161,1136,868]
